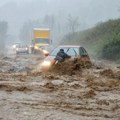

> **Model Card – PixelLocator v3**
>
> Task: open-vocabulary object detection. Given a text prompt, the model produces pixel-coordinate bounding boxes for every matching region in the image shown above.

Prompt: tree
[67,14,80,34]
[43,14,56,29]
[19,20,42,44]
[0,21,8,51]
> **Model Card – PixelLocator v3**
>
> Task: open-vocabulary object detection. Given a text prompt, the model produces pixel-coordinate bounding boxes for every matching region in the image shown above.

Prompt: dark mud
[0,54,120,120]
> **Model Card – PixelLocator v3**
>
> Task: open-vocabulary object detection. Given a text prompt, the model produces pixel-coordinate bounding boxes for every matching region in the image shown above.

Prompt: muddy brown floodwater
[0,54,120,120]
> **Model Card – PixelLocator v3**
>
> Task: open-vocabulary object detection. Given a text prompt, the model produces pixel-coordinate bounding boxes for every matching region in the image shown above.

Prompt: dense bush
[61,18,120,62]
[101,38,120,60]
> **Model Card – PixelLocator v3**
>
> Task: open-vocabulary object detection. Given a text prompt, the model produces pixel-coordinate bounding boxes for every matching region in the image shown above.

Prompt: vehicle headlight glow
[35,46,39,50]
[41,61,51,67]
[12,45,16,49]
[43,50,49,54]
[26,48,28,50]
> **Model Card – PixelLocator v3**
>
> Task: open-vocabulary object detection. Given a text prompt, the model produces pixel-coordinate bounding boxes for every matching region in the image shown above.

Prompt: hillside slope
[61,19,120,62]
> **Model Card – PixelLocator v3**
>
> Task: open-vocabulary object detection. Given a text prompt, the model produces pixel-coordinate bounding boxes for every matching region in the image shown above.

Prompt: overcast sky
[0,0,120,40]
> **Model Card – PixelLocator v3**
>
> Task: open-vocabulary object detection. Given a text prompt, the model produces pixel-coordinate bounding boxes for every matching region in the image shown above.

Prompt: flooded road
[0,54,120,120]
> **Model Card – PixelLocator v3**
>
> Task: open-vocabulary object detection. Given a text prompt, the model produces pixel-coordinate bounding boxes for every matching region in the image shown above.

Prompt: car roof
[58,45,81,48]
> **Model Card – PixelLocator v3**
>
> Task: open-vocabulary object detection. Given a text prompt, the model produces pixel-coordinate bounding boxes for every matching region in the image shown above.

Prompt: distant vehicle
[12,43,20,50]
[16,45,28,54]
[33,28,52,53]
[41,45,90,68]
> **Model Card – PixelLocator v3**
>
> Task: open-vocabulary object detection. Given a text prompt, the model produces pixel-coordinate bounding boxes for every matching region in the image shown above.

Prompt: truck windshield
[35,38,49,44]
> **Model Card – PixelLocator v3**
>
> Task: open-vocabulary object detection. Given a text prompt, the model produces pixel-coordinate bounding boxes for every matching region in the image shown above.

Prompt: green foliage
[101,36,120,60]
[61,18,120,62]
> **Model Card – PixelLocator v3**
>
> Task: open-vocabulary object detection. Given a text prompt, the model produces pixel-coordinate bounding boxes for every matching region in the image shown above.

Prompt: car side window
[50,48,59,56]
[73,48,79,55]
[80,47,88,56]
[66,48,77,56]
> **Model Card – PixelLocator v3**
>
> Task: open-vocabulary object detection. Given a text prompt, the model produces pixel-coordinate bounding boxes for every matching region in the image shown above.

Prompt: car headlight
[12,45,16,49]
[26,48,28,50]
[43,50,49,54]
[41,60,51,67]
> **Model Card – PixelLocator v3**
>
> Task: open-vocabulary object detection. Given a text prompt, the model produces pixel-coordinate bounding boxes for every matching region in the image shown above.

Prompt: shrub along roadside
[101,36,120,61]
[61,19,120,63]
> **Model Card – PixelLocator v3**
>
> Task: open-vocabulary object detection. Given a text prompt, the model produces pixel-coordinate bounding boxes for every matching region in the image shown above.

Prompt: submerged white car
[16,45,28,54]
[12,43,20,50]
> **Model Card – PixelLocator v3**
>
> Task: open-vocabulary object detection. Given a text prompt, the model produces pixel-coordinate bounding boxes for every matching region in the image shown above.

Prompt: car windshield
[36,38,49,44]
[50,47,79,56]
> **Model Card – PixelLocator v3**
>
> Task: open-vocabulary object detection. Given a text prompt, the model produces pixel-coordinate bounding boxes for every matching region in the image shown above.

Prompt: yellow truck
[33,28,51,51]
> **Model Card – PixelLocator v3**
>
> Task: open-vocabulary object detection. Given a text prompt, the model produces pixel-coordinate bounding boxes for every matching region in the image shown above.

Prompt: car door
[79,47,90,61]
